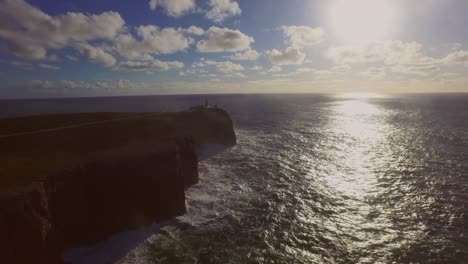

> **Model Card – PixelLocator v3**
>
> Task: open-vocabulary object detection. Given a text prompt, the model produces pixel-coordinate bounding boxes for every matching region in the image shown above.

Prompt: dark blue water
[2,94,467,263]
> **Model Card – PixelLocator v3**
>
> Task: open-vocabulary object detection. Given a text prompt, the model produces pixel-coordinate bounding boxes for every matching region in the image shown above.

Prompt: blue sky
[0,0,468,98]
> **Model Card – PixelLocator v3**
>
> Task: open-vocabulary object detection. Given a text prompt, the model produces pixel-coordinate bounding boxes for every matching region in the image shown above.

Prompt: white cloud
[391,64,440,76]
[327,40,444,76]
[115,26,204,59]
[38,63,60,70]
[0,0,124,60]
[443,50,468,65]
[433,72,460,82]
[272,67,330,78]
[271,67,339,80]
[259,66,284,77]
[200,73,218,78]
[76,44,117,67]
[197,59,244,73]
[205,0,241,23]
[185,26,205,36]
[230,49,260,61]
[296,67,314,74]
[197,27,253,52]
[313,70,333,80]
[148,0,195,17]
[327,41,434,66]
[0,0,202,68]
[251,65,263,71]
[268,66,282,72]
[281,26,326,49]
[213,61,244,73]
[228,72,246,78]
[118,59,184,71]
[268,47,306,65]
[360,67,386,80]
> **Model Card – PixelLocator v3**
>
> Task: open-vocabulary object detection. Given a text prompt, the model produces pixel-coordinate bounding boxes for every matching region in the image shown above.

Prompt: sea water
[2,94,467,263]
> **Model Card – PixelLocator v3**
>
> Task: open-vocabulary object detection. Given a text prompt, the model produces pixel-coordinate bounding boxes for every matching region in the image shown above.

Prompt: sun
[329,0,396,44]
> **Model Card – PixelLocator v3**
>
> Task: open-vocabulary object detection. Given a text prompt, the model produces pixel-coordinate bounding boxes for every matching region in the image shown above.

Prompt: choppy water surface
[144,94,467,264]
[2,94,467,263]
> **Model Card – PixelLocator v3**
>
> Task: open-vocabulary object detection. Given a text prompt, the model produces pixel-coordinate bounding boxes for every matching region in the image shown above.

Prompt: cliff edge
[0,108,236,264]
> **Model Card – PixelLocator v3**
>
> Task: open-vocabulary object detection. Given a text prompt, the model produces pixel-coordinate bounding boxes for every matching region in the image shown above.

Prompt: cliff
[0,108,236,264]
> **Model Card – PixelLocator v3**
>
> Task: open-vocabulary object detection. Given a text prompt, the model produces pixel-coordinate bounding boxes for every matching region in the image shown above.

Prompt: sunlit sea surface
[2,94,467,263]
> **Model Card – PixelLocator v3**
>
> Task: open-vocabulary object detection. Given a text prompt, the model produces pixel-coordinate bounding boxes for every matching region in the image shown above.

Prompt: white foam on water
[64,144,232,264]
[63,221,171,264]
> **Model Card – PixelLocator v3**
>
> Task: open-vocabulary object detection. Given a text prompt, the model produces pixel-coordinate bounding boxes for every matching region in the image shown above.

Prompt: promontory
[0,107,236,264]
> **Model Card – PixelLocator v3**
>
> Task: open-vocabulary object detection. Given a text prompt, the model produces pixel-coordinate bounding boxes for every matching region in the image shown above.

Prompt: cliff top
[0,108,236,191]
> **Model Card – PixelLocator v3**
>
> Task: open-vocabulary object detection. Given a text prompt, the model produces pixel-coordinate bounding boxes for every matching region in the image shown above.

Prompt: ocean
[1,94,467,263]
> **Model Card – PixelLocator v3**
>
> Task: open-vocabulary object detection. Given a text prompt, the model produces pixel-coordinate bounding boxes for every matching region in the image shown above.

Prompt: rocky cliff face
[1,183,62,264]
[0,108,236,264]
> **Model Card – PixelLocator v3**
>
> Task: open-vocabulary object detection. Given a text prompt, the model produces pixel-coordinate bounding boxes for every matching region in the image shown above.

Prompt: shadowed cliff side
[0,108,236,264]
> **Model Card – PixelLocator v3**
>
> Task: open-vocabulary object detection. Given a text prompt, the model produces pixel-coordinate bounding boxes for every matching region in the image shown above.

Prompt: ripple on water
[120,95,467,264]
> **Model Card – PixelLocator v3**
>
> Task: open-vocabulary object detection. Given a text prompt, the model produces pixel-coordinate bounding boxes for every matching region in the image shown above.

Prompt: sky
[0,0,468,98]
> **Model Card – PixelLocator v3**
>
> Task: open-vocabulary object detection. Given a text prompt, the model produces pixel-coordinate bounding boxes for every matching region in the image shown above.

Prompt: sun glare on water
[329,0,397,44]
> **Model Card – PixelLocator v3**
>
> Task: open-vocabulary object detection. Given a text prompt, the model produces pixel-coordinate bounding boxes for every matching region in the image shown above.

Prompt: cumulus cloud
[281,26,326,49]
[191,59,244,75]
[115,26,204,59]
[205,0,241,23]
[327,40,443,76]
[230,49,260,60]
[0,0,124,60]
[211,60,244,73]
[268,47,306,65]
[118,59,184,71]
[0,0,210,68]
[76,44,117,67]
[443,50,468,65]
[228,72,247,78]
[148,0,195,17]
[327,41,435,66]
[185,26,205,36]
[197,27,253,52]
